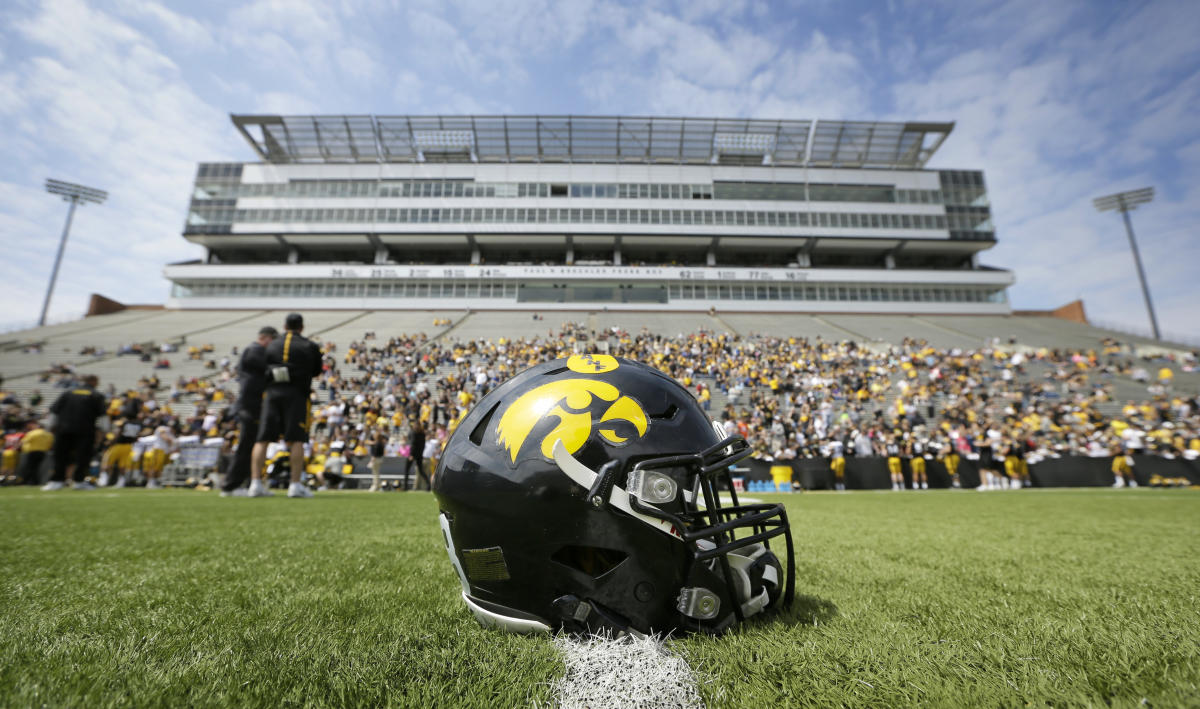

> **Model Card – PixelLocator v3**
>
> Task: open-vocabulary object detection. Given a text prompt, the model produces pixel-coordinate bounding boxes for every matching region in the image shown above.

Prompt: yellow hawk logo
[567,353,620,374]
[496,378,649,464]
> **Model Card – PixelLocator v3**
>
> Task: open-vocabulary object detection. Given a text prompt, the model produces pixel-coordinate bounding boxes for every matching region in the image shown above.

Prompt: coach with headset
[250,313,323,498]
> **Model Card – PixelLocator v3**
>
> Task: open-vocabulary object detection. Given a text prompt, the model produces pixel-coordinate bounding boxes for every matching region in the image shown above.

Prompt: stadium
[2,114,1199,707]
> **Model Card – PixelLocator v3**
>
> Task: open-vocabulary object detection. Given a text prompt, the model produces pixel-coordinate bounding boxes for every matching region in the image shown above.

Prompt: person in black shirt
[367,426,386,492]
[408,422,428,491]
[44,374,107,491]
[252,314,323,498]
[221,326,277,497]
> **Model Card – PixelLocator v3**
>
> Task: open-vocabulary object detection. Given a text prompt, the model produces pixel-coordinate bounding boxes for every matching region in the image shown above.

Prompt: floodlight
[40,179,108,326]
[1092,187,1158,339]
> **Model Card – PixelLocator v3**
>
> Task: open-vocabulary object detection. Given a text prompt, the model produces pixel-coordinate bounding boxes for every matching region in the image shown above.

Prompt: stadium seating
[3,308,1196,422]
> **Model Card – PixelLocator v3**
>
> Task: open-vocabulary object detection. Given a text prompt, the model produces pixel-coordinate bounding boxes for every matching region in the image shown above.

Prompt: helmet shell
[435,355,726,633]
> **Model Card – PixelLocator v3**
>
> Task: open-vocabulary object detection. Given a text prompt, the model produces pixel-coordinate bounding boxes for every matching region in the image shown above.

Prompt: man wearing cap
[251,314,323,498]
[221,325,278,497]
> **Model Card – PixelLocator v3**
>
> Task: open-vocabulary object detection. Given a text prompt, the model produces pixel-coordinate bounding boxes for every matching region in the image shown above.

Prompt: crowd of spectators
[2,319,1198,491]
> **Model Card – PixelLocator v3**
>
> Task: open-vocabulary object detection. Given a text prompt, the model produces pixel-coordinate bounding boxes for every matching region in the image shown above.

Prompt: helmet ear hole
[649,404,679,420]
[552,545,628,579]
[469,403,501,446]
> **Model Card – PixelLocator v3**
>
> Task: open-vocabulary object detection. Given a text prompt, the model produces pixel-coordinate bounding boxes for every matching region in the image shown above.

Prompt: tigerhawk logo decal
[566,353,620,374]
[496,378,649,465]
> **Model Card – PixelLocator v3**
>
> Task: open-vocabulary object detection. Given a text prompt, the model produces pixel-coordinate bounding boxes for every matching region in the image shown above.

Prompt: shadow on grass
[775,593,839,628]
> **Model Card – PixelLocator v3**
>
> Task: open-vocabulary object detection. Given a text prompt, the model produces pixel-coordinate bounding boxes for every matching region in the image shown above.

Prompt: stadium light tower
[40,179,108,326]
[1093,187,1159,340]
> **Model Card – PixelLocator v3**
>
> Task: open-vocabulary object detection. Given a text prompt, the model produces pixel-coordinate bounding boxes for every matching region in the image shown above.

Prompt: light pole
[1093,187,1158,340]
[41,179,107,326]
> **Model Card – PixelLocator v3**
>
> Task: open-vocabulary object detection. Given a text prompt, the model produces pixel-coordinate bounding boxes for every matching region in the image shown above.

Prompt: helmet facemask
[551,424,795,635]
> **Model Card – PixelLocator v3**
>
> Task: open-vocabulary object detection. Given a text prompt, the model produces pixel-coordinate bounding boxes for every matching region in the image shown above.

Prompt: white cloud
[0,0,226,326]
[876,0,1200,337]
[114,0,215,49]
[337,46,379,83]
[0,0,1195,341]
[256,91,322,115]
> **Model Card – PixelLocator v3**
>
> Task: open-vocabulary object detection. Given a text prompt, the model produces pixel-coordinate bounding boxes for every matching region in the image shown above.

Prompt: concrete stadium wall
[16,452,1197,490]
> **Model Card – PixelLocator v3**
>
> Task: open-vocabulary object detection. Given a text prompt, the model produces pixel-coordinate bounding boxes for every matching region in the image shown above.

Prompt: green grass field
[2,487,1198,708]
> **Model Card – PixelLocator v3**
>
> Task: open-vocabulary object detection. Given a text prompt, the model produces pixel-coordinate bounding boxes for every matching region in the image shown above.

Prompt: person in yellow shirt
[1110,439,1136,489]
[18,422,54,485]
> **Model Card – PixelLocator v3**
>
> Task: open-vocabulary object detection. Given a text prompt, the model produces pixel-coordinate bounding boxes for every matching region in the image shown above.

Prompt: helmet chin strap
[552,439,683,540]
[724,544,778,618]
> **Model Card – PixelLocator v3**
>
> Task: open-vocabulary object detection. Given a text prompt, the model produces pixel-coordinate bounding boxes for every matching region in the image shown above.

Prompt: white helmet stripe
[463,592,551,634]
[439,512,470,594]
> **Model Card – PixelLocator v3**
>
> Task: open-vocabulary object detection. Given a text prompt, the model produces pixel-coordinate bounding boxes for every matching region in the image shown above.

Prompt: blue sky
[0,0,1197,340]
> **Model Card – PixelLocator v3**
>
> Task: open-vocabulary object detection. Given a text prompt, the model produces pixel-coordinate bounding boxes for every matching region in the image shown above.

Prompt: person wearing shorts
[252,314,323,499]
[44,375,107,491]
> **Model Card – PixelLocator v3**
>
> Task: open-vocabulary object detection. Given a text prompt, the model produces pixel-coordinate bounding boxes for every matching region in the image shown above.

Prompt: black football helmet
[434,354,794,636]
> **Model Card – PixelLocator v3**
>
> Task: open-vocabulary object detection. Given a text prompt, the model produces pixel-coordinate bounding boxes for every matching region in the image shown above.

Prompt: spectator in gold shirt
[19,421,54,485]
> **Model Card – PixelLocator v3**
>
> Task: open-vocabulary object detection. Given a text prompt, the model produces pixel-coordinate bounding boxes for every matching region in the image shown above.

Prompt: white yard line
[552,634,702,709]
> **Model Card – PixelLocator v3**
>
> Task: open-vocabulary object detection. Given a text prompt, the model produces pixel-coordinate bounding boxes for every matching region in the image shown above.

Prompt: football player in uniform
[886,435,904,491]
[133,426,175,489]
[98,416,141,488]
[1110,436,1137,488]
[1000,436,1023,490]
[98,392,142,488]
[827,433,846,491]
[908,431,929,490]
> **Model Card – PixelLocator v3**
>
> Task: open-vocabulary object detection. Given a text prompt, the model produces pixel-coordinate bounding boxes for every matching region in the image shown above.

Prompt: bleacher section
[450,310,594,341]
[593,312,725,337]
[2,310,1197,420]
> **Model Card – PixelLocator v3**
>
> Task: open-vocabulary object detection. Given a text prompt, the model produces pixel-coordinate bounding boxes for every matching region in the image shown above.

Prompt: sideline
[552,634,701,709]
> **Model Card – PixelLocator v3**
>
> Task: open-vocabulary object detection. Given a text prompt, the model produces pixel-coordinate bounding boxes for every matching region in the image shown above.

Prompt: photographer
[250,314,323,498]
[222,326,277,497]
